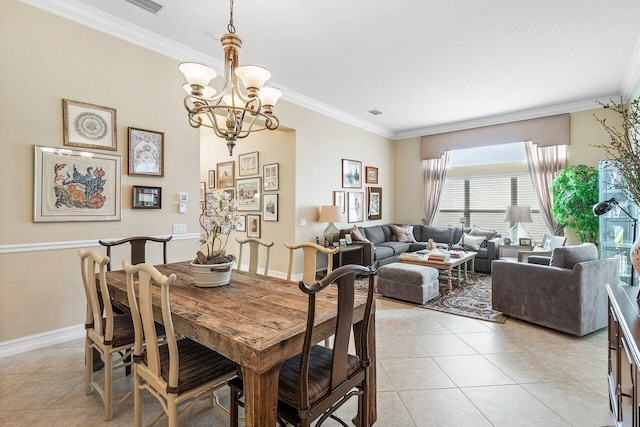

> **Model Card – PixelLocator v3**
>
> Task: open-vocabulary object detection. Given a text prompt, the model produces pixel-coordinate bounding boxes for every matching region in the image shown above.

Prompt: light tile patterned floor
[0,298,614,426]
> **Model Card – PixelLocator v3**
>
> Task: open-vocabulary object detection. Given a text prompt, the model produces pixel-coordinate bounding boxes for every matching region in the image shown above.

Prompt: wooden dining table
[104,261,377,426]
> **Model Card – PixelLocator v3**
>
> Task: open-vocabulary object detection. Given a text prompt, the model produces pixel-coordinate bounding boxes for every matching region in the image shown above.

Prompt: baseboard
[0,323,85,358]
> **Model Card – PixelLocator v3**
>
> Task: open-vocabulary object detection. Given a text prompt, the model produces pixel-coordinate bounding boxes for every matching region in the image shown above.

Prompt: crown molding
[393,96,620,139]
[621,31,640,100]
[21,0,395,139]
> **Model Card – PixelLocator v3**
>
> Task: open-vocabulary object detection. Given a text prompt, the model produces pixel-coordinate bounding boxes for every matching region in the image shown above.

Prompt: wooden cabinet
[607,284,640,426]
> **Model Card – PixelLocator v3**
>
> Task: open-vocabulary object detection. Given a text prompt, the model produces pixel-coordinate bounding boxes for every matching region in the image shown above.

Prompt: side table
[498,244,534,262]
[333,245,365,268]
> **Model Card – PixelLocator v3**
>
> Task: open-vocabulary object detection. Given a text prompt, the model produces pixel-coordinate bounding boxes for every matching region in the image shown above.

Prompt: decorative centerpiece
[595,98,640,282]
[191,190,239,287]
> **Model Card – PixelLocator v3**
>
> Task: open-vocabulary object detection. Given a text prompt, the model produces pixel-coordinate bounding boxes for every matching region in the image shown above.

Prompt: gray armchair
[492,243,619,336]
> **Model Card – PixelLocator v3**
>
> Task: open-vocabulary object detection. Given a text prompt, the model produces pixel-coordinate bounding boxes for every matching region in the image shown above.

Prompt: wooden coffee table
[399,251,476,291]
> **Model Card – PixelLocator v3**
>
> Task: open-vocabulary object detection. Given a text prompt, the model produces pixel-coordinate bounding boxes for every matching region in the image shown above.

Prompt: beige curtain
[524,141,567,235]
[422,152,451,225]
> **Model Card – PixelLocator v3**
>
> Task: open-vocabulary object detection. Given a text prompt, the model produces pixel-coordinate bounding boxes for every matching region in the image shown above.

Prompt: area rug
[354,272,508,323]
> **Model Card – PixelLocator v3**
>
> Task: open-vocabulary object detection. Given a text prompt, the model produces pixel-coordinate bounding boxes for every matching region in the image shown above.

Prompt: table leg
[464,261,468,280]
[447,267,453,291]
[241,364,281,427]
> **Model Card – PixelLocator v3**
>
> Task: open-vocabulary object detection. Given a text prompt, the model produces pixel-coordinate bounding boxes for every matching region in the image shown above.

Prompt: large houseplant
[191,190,240,287]
[550,164,599,244]
[594,98,640,276]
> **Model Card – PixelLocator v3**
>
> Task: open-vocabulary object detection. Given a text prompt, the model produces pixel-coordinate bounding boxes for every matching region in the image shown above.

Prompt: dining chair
[236,237,275,275]
[99,235,172,271]
[228,262,379,427]
[78,248,136,421]
[285,242,340,346]
[284,242,339,283]
[123,261,237,427]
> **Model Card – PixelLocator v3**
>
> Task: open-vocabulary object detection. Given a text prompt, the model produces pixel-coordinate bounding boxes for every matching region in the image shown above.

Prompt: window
[432,143,547,244]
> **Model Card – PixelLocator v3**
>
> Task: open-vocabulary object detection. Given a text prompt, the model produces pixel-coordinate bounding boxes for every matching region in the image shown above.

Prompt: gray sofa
[492,243,620,336]
[339,224,501,273]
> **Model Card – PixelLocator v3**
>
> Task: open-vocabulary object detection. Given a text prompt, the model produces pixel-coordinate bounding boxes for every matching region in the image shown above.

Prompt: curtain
[422,151,451,225]
[524,141,567,235]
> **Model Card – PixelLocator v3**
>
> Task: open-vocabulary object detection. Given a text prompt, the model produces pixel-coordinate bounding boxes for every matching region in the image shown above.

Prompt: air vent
[125,0,163,14]
[368,109,383,116]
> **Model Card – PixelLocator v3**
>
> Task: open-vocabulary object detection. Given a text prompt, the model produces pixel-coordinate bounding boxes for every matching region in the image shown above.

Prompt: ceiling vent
[368,109,383,116]
[125,0,163,14]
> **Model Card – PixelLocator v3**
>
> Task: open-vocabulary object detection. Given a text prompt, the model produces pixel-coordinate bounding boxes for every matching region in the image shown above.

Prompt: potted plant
[191,190,239,287]
[550,164,599,244]
[594,98,640,274]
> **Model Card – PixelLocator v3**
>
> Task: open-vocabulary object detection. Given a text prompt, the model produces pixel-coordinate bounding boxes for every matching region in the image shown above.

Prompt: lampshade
[503,206,533,223]
[318,205,343,223]
[593,199,614,216]
[235,65,271,91]
[258,87,283,107]
[178,62,217,88]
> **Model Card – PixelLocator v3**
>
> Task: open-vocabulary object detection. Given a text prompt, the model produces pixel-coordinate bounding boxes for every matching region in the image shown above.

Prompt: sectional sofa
[339,224,501,273]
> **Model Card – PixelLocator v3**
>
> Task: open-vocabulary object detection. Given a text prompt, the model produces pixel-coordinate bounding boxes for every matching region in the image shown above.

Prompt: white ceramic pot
[190,261,234,288]
[631,236,640,281]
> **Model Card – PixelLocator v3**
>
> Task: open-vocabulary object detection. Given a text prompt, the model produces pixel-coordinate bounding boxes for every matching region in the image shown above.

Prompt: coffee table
[399,251,476,291]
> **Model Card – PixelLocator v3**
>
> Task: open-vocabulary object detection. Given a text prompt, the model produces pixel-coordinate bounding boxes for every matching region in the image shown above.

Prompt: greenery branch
[593,97,640,207]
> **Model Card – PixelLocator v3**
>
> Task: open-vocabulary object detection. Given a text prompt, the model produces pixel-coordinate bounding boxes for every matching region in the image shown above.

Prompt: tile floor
[0,298,613,426]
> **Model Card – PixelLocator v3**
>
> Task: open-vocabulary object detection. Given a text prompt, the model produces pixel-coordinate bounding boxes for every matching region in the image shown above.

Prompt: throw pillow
[469,225,497,240]
[350,225,369,242]
[390,225,417,243]
[550,243,598,269]
[456,233,485,251]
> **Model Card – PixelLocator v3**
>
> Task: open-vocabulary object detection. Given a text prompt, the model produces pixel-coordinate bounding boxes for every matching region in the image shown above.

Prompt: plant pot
[190,261,234,288]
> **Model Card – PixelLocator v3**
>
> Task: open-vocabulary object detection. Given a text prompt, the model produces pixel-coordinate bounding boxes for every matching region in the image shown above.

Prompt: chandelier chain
[227,0,235,34]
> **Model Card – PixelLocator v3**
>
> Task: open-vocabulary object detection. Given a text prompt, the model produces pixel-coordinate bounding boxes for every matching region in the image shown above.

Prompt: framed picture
[217,161,235,188]
[239,151,259,176]
[263,163,279,191]
[247,214,261,238]
[367,187,382,220]
[199,182,205,202]
[133,186,161,209]
[345,234,353,245]
[128,127,164,177]
[519,238,532,246]
[208,170,216,189]
[347,192,365,223]
[205,192,214,205]
[236,214,247,232]
[62,99,117,151]
[342,159,362,188]
[34,145,121,222]
[333,191,346,213]
[365,166,379,184]
[223,188,235,200]
[263,194,279,221]
[236,177,262,211]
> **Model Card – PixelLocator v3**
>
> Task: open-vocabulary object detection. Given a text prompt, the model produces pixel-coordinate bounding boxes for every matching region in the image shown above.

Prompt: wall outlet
[300,218,306,226]
[172,224,186,234]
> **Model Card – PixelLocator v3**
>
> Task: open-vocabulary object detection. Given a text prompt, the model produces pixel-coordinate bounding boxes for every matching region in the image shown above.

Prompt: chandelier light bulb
[258,87,282,107]
[235,65,271,92]
[178,62,217,88]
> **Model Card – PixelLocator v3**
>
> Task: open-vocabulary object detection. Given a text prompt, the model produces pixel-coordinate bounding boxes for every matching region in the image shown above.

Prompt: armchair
[492,243,619,336]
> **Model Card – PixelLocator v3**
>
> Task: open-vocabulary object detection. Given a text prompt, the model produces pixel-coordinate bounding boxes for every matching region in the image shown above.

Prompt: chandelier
[179,0,282,156]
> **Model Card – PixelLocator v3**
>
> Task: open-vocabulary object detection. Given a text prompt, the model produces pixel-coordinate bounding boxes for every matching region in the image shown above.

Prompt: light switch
[300,218,306,226]
[179,203,186,213]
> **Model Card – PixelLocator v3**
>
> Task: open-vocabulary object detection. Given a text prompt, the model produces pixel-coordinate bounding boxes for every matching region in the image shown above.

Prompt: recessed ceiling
[24,0,640,139]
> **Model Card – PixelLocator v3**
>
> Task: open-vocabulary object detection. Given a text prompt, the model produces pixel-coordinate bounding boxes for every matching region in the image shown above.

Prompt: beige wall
[0,1,393,343]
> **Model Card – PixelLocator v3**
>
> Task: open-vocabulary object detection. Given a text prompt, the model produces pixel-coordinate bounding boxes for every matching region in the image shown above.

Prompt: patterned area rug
[355,272,508,323]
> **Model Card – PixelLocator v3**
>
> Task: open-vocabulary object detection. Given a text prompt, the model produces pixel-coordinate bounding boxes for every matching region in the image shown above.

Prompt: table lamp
[318,205,343,245]
[504,206,533,243]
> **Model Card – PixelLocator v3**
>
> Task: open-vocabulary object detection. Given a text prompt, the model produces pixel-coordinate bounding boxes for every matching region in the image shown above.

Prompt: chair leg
[104,351,114,421]
[85,337,93,395]
[229,388,239,427]
[133,370,143,427]
[125,353,132,376]
[168,395,178,427]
